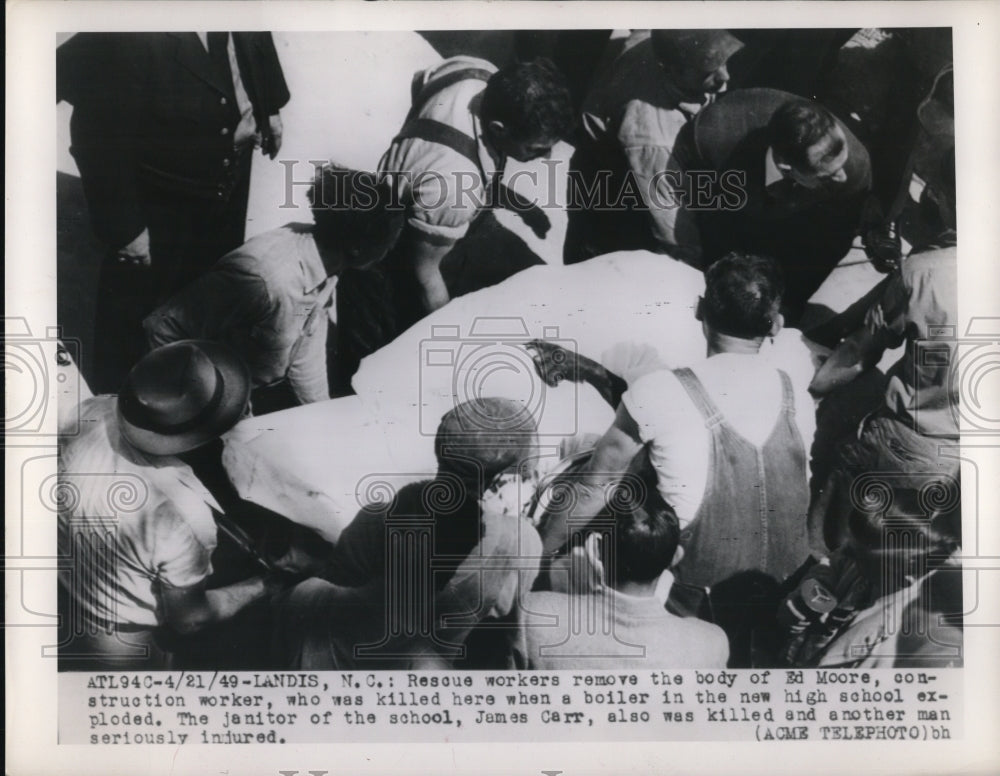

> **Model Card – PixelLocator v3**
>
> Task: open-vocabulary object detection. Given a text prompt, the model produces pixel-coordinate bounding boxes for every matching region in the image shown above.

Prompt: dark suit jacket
[674,88,872,314]
[59,32,290,248]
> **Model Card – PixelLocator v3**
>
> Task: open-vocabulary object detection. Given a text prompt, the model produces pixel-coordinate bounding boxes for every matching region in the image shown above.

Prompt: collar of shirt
[470,95,502,182]
[764,146,785,188]
[99,397,224,514]
[296,229,331,295]
[659,79,715,119]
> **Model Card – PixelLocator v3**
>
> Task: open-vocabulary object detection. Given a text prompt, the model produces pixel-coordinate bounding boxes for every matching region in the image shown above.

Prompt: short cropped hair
[769,99,844,172]
[434,397,538,489]
[607,493,681,586]
[702,252,784,339]
[481,58,574,143]
[308,163,405,259]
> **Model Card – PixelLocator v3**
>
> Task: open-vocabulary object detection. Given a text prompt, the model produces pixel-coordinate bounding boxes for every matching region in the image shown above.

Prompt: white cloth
[225,252,818,532]
[623,352,817,527]
[57,396,220,627]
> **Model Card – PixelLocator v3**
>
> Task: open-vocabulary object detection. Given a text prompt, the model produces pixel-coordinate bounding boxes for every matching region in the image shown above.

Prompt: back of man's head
[606,494,681,588]
[481,58,573,145]
[701,252,784,339]
[769,99,845,173]
[308,163,406,269]
[434,397,538,497]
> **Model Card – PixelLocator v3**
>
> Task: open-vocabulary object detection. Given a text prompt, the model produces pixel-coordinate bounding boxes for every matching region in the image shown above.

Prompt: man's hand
[117,228,151,267]
[262,114,283,159]
[525,339,578,387]
[864,302,886,336]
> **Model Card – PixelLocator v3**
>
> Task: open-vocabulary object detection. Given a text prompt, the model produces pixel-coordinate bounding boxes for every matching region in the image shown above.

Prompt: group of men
[57,29,961,671]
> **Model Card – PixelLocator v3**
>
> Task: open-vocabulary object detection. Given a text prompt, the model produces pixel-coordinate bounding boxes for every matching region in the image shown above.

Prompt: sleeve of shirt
[151,500,216,590]
[387,142,479,245]
[621,140,702,264]
[621,371,701,526]
[326,509,387,588]
[286,294,331,404]
[438,514,542,629]
[144,262,289,386]
[599,341,669,385]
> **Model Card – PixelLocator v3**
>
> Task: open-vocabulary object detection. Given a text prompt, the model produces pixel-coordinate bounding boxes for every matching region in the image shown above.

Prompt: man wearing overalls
[332,56,573,390]
[538,253,817,666]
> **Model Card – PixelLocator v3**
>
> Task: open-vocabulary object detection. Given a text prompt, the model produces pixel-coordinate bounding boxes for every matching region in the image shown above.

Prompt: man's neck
[612,579,659,598]
[311,231,344,277]
[705,330,765,357]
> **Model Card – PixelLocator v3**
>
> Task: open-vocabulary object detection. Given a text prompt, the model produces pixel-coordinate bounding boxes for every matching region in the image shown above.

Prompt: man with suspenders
[333,56,573,389]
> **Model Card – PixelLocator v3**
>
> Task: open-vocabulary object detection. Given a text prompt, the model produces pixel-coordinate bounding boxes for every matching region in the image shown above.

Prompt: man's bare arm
[538,404,645,555]
[158,577,268,635]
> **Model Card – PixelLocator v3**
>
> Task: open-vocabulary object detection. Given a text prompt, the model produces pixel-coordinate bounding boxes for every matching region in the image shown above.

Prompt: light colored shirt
[622,353,816,526]
[580,31,715,259]
[379,56,499,245]
[57,396,220,627]
[516,587,729,669]
[144,223,335,405]
[874,245,959,437]
[764,146,784,187]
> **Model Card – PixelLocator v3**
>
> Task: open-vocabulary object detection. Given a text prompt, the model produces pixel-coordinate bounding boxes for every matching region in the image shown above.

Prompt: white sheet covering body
[224,251,821,533]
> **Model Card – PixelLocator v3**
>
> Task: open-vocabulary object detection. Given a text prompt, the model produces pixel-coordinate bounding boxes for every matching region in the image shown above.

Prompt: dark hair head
[481,58,574,144]
[434,397,538,492]
[702,252,784,339]
[606,492,681,586]
[308,163,405,268]
[847,477,961,576]
[769,99,844,172]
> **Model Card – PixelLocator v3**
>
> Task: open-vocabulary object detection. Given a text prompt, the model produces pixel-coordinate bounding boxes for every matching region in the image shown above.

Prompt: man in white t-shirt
[58,341,275,669]
[537,253,816,664]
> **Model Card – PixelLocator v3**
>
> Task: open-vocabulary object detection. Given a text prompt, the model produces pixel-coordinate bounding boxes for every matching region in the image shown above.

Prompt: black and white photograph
[6,2,1000,774]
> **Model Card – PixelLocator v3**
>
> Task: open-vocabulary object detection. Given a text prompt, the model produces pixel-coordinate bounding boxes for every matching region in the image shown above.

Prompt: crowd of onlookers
[56,29,961,672]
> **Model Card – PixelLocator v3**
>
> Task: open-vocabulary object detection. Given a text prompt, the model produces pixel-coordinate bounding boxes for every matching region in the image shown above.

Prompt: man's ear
[487,119,508,143]
[769,311,784,337]
[695,297,705,322]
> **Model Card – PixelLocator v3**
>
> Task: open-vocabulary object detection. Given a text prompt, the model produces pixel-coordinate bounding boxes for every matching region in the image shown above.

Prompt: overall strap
[672,367,724,429]
[394,118,481,167]
[393,66,495,167]
[408,67,493,117]
[777,369,796,415]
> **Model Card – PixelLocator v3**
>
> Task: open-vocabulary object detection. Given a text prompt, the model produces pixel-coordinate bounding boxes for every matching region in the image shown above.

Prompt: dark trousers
[92,157,251,393]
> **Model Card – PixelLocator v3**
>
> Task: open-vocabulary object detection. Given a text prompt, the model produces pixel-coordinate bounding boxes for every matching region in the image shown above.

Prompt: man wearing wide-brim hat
[57,340,276,669]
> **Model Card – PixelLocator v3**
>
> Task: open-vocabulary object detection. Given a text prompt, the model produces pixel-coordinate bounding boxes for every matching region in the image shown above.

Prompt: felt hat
[117,340,251,456]
[651,29,744,72]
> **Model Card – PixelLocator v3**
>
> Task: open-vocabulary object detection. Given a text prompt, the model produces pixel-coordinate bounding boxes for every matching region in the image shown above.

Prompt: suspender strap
[672,368,725,429]
[408,67,494,117]
[394,66,495,168]
[394,118,482,167]
[777,369,795,415]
